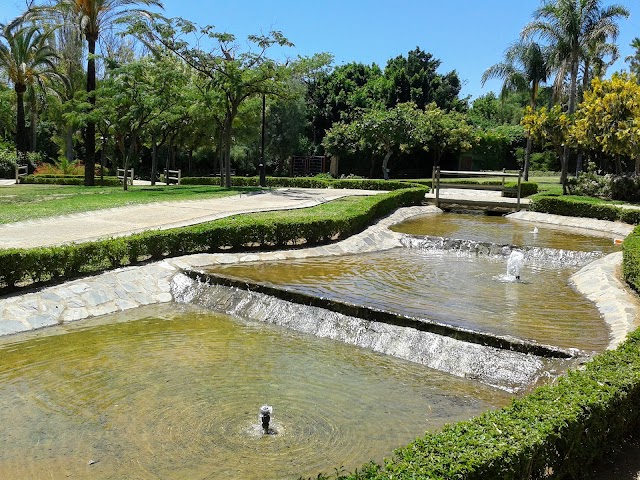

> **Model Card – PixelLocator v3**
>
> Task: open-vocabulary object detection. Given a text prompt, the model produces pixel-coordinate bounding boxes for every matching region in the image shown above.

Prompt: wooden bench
[116,168,134,185]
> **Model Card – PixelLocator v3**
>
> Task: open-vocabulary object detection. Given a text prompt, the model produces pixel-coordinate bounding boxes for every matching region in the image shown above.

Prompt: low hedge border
[315,329,640,479]
[180,176,415,191]
[503,181,538,198]
[623,225,640,292]
[22,175,121,186]
[531,196,640,225]
[0,186,427,291]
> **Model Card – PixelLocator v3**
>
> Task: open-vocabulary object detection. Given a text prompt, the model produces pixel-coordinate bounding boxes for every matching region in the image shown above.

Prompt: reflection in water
[207,248,608,352]
[0,304,510,480]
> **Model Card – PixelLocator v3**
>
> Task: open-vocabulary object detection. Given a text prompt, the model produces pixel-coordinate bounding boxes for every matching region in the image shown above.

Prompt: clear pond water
[0,304,510,480]
[206,248,607,351]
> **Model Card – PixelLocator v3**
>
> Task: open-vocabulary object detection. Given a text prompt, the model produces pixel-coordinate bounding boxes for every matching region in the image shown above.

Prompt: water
[0,304,510,480]
[204,248,608,352]
[391,212,620,253]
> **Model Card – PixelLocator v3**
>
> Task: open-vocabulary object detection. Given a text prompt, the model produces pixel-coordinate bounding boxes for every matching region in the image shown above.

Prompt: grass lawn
[0,184,260,224]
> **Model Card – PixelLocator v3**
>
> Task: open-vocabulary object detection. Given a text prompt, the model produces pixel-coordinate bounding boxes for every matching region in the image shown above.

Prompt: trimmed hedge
[503,181,539,198]
[316,329,640,479]
[531,196,640,225]
[22,175,121,186]
[180,176,417,191]
[623,225,640,292]
[0,186,427,291]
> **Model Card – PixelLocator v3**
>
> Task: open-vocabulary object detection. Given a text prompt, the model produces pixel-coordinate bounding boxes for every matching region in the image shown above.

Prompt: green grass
[0,184,260,224]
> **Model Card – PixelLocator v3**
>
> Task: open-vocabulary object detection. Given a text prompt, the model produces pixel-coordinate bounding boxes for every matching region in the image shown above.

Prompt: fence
[116,168,134,185]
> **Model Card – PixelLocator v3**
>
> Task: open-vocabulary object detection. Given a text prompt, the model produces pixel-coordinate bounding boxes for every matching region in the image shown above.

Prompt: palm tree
[18,0,164,185]
[0,23,64,161]
[522,0,629,191]
[482,40,550,180]
[625,37,640,78]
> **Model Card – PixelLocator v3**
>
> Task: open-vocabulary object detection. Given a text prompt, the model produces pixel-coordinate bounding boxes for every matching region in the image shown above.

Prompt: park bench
[116,168,134,185]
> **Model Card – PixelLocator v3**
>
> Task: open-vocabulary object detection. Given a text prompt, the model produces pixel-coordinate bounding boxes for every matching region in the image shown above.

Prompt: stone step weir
[400,235,604,268]
[173,270,587,394]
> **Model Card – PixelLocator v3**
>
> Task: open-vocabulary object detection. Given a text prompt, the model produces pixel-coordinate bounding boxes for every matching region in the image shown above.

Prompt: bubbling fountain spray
[507,250,525,281]
[259,405,273,435]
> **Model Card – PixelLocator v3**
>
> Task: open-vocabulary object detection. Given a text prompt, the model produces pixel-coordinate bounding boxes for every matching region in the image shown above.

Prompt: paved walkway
[0,188,380,249]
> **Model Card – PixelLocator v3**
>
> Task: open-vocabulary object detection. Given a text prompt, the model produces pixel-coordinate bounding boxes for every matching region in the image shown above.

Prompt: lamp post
[259,94,266,187]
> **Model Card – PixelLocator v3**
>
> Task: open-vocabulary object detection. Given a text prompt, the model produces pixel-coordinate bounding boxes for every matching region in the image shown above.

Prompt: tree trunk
[151,138,158,186]
[188,149,193,174]
[29,88,37,152]
[223,109,237,188]
[65,125,75,162]
[560,145,569,195]
[382,149,391,180]
[524,136,532,182]
[15,86,28,162]
[84,35,97,186]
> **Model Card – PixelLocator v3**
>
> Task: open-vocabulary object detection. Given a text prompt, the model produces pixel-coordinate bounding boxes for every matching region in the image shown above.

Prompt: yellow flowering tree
[571,73,640,174]
[521,105,571,192]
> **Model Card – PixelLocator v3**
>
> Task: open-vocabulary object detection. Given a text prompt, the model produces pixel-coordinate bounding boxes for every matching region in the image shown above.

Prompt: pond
[0,304,510,479]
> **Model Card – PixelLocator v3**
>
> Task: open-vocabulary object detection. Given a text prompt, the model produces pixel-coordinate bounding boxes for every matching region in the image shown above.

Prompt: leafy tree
[522,0,629,188]
[571,73,640,173]
[0,23,65,161]
[132,17,293,187]
[625,37,640,79]
[418,104,477,168]
[482,40,550,180]
[19,0,164,185]
[521,104,572,190]
[383,47,466,112]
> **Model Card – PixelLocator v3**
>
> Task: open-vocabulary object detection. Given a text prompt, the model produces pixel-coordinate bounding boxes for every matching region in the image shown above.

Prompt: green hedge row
[22,175,121,186]
[623,225,640,292]
[317,329,640,479]
[180,176,415,191]
[0,187,427,291]
[531,196,640,225]
[502,181,539,198]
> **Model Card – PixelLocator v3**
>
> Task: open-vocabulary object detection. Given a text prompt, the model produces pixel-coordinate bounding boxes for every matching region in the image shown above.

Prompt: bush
[610,175,640,203]
[531,196,624,222]
[502,181,538,198]
[180,176,417,191]
[0,186,427,291]
[21,175,121,186]
[624,226,640,292]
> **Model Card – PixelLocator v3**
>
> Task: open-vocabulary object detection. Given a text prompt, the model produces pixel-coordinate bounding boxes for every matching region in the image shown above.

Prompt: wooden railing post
[517,170,522,212]
[435,167,441,208]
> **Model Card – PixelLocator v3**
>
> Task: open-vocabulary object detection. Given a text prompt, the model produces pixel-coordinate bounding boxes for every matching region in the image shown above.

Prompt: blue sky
[3,0,639,101]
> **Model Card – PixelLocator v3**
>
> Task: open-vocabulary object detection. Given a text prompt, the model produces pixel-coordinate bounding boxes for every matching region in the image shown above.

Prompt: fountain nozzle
[260,405,273,434]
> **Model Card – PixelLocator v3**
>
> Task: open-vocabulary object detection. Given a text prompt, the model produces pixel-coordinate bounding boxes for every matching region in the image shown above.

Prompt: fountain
[507,250,525,281]
[260,405,273,434]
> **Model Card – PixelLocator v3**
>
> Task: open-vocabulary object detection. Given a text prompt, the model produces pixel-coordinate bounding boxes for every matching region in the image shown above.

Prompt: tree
[625,37,640,78]
[521,104,571,189]
[571,73,640,173]
[482,40,550,180]
[0,23,65,161]
[20,0,164,185]
[383,47,466,112]
[132,17,293,187]
[522,0,629,187]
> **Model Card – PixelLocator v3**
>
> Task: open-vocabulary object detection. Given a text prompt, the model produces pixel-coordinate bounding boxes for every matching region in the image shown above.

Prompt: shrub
[21,175,121,186]
[565,163,612,199]
[531,196,624,222]
[503,181,538,198]
[623,226,640,292]
[610,175,640,203]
